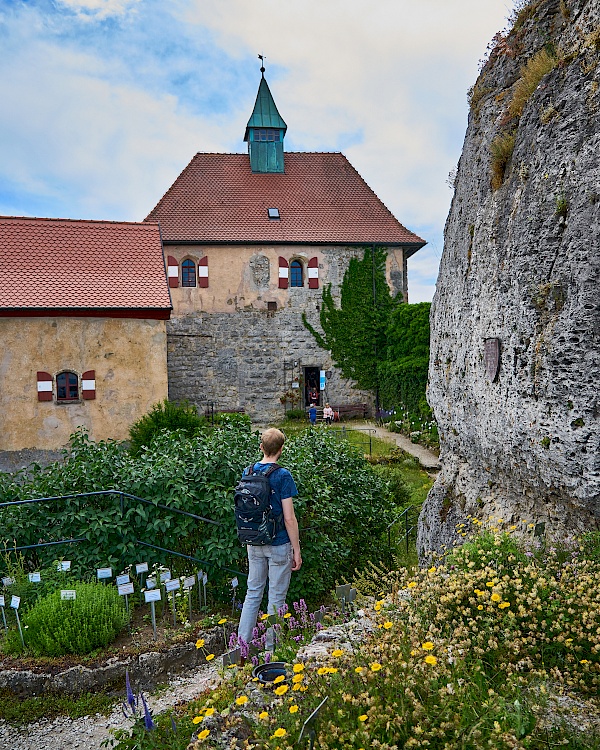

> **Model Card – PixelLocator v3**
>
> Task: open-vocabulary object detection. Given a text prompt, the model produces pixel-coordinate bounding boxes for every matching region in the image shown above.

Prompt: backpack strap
[263,463,281,478]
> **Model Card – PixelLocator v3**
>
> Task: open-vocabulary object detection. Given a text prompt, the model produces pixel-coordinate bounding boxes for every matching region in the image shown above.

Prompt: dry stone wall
[419,0,600,556]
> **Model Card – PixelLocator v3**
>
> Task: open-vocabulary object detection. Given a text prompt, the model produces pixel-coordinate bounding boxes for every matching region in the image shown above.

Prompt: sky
[0,0,515,302]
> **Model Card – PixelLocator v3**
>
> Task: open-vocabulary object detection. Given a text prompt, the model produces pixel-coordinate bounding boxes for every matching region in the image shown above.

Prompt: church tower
[243,71,287,173]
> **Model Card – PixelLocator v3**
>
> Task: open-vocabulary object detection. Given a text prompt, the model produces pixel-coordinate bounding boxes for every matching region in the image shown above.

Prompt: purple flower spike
[251,655,258,666]
[229,632,238,649]
[238,636,250,659]
[264,652,271,663]
[171,716,177,734]
[125,669,136,713]
[141,693,155,731]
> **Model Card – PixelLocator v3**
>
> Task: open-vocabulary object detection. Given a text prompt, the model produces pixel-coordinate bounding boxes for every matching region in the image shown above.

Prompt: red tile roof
[146,152,426,249]
[0,217,172,315]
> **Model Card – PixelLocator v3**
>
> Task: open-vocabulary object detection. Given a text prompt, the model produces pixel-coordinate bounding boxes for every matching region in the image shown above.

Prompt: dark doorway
[304,366,321,407]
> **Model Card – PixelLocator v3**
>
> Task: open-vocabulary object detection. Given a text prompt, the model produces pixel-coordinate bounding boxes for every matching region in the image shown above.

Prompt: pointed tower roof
[244,75,287,141]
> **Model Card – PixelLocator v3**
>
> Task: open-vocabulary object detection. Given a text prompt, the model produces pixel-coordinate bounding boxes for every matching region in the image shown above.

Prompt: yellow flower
[218,618,227,625]
[299,685,308,692]
[273,675,285,684]
[261,613,269,621]
[374,602,382,612]
[192,716,203,724]
[289,705,299,713]
[284,612,291,618]
[259,711,268,719]
[326,667,338,674]
[580,659,589,664]
[358,714,368,721]
[271,728,287,738]
[355,666,364,673]
[477,605,483,610]
[421,642,434,651]
[383,621,393,629]
[424,655,437,665]
[293,663,304,673]
[197,729,210,740]
[292,674,304,683]
[204,708,215,717]
[205,653,215,661]
[498,601,510,609]
[407,582,417,589]
[332,649,344,657]
[195,638,205,649]
[428,566,436,574]
[486,581,494,588]
[370,662,382,672]
[317,667,327,675]
[491,593,501,603]
[565,639,573,645]
[235,695,248,705]
[274,685,288,696]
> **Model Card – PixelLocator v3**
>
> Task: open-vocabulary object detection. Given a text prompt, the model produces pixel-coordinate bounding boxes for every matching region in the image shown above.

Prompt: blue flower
[141,693,155,731]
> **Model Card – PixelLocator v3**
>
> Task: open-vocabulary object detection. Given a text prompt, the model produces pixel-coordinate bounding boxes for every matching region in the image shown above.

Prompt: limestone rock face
[419,0,600,557]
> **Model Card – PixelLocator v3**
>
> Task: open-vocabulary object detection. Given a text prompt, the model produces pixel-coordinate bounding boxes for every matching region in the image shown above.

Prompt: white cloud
[0,0,513,300]
[57,0,141,20]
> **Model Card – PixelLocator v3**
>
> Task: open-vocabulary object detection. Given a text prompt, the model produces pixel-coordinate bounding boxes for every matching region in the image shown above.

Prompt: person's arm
[282,497,302,571]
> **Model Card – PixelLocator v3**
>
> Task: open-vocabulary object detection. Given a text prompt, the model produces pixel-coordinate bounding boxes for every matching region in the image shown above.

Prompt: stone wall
[419,0,600,556]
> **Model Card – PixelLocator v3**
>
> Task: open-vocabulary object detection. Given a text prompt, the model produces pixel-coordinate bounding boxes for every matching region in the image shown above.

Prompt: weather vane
[258,53,266,75]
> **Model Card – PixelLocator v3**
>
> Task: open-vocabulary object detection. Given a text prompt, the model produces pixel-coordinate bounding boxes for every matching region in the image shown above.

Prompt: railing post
[406,509,409,554]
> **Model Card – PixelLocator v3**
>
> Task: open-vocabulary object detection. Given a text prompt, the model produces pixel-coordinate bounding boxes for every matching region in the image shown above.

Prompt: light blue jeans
[238,543,293,651]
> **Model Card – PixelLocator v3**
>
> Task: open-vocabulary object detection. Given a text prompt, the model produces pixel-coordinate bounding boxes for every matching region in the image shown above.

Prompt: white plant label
[165,578,180,592]
[116,574,130,586]
[135,562,149,574]
[184,576,195,589]
[0,596,4,606]
[146,578,156,589]
[10,596,20,609]
[97,568,112,579]
[144,589,161,603]
[61,590,77,600]
[58,561,71,572]
[28,572,41,583]
[159,570,171,583]
[231,577,239,589]
[202,573,208,585]
[197,570,204,582]
[2,577,15,586]
[118,582,135,596]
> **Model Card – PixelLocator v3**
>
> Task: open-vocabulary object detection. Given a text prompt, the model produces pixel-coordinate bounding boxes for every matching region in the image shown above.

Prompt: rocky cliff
[419,0,600,557]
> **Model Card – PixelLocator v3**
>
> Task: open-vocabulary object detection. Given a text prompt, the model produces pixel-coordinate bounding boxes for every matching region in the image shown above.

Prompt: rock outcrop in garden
[420,0,600,556]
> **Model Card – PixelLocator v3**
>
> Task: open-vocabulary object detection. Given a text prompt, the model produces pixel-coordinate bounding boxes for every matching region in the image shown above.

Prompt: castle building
[146,72,425,422]
[0,217,171,455]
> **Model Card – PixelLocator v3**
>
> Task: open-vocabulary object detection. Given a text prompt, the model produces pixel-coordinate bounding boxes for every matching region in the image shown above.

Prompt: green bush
[371,465,411,507]
[210,412,252,428]
[6,582,127,656]
[283,409,306,421]
[128,400,206,456]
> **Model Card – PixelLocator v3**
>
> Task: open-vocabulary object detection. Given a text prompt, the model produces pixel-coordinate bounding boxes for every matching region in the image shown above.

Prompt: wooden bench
[331,404,369,421]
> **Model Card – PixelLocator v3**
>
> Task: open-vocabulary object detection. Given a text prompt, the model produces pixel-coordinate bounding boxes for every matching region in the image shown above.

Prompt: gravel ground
[0,663,221,750]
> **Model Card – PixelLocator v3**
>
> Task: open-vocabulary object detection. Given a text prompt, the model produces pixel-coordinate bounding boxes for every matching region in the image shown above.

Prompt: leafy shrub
[490,130,516,190]
[0,553,78,614]
[6,582,127,656]
[371,465,411,507]
[128,400,206,456]
[283,409,306,421]
[210,412,252,428]
[0,425,392,606]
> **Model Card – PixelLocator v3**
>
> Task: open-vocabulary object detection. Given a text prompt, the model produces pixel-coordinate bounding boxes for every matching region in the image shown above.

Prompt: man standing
[237,428,302,652]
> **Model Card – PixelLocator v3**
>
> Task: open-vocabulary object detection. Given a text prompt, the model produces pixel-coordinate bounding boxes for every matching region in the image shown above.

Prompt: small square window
[267,301,277,311]
[267,208,280,220]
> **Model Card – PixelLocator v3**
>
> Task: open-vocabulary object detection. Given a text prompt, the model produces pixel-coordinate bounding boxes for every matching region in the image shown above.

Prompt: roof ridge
[0,215,160,227]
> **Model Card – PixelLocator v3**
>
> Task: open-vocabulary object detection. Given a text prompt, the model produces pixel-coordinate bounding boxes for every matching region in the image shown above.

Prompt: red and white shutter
[82,370,96,400]
[36,371,53,402]
[167,256,179,288]
[308,257,319,289]
[198,256,208,288]
[278,257,289,289]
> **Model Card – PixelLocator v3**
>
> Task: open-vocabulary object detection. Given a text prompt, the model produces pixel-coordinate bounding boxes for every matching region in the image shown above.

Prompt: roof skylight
[267,208,280,220]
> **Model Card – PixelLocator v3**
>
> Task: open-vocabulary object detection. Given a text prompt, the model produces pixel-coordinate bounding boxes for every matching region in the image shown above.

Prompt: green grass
[0,690,115,725]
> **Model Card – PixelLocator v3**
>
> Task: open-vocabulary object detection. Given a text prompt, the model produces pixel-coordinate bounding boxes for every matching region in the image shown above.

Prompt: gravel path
[351,421,441,470]
[0,663,221,750]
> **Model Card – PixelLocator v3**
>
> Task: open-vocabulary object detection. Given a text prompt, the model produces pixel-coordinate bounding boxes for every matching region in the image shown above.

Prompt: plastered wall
[0,317,168,451]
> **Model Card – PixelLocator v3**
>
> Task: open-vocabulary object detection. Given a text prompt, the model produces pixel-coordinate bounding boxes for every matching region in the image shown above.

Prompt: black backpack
[234,463,284,545]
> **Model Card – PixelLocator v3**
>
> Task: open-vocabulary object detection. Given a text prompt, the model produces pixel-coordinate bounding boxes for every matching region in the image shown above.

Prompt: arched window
[181,259,197,287]
[290,260,304,287]
[56,371,79,401]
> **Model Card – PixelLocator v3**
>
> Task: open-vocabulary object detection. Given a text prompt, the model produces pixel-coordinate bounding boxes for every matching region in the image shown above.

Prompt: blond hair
[261,427,286,456]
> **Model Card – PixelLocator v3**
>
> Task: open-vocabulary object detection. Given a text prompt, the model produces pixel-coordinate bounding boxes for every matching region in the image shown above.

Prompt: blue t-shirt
[246,462,298,546]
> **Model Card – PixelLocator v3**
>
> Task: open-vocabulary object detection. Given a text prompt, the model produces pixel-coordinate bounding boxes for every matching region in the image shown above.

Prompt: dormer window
[268,208,280,220]
[254,129,280,142]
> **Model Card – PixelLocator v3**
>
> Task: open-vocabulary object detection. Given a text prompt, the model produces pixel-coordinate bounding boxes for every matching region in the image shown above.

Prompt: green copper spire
[245,69,286,173]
